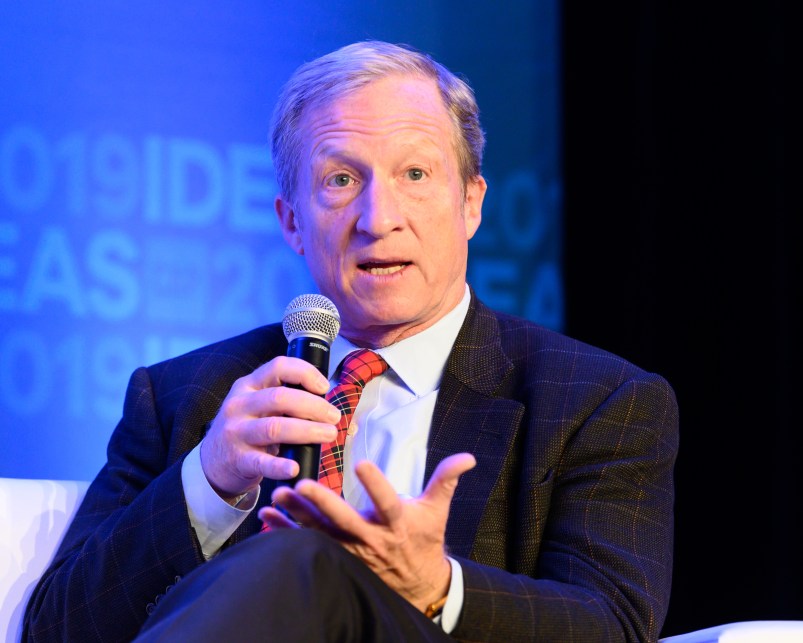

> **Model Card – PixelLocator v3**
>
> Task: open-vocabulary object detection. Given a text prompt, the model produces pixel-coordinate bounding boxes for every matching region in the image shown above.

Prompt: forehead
[300,74,455,152]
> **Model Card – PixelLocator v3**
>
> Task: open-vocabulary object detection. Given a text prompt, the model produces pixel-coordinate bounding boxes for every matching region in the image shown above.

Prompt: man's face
[276,73,485,347]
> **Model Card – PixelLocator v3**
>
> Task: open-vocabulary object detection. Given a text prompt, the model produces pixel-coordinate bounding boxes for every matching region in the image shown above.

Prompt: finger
[238,386,341,424]
[257,506,300,530]
[289,480,368,538]
[239,448,299,480]
[245,356,331,395]
[421,453,477,506]
[238,416,337,448]
[270,484,334,531]
[353,460,404,526]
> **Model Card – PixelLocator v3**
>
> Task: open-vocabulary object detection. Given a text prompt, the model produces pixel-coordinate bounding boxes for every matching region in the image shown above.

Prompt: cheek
[302,229,345,280]
[299,214,330,251]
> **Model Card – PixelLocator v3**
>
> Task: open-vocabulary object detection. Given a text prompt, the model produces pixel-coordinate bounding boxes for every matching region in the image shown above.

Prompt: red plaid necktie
[318,349,388,496]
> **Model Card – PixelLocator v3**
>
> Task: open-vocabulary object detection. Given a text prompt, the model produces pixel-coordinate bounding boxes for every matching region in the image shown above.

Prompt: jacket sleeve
[452,373,679,643]
[23,366,207,643]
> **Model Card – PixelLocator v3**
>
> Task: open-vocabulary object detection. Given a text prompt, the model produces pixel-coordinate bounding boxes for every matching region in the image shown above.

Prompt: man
[24,41,678,642]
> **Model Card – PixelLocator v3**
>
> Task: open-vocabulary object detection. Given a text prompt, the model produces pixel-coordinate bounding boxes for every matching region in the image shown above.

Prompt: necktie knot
[335,348,388,391]
[319,349,388,495]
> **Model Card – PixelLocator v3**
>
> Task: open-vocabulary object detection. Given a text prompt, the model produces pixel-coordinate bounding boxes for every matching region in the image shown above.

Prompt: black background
[561,1,797,636]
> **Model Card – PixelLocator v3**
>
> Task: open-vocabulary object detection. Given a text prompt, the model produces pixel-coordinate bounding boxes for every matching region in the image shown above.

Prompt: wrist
[416,556,451,615]
[200,438,258,503]
[220,486,259,508]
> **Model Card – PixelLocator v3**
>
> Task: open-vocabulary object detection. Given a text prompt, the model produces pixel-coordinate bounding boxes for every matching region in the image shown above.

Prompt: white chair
[0,478,89,643]
[660,621,803,642]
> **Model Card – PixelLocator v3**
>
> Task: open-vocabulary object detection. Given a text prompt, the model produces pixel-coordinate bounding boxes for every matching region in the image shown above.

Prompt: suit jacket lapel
[425,294,524,558]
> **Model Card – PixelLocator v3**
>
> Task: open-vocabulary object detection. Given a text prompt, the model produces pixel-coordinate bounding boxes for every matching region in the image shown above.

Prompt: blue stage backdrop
[0,2,561,480]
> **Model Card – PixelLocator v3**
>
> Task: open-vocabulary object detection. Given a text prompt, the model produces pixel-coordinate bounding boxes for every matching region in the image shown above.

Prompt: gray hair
[270,40,485,204]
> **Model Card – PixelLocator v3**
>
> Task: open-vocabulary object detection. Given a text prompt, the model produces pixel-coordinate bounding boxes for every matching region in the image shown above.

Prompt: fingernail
[327,408,342,423]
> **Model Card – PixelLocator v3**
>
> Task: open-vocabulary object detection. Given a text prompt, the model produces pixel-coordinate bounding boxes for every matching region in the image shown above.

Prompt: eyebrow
[309,148,367,177]
[312,145,354,161]
[314,137,442,161]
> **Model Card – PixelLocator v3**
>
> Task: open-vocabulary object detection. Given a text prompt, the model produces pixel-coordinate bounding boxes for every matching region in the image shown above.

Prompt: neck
[339,287,469,349]
[340,320,435,349]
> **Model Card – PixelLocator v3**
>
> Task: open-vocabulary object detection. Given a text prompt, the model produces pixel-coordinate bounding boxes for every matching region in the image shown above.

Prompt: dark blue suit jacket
[24,294,678,642]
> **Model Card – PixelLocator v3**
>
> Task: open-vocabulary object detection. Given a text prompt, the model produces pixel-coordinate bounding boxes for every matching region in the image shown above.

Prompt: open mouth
[358,261,411,276]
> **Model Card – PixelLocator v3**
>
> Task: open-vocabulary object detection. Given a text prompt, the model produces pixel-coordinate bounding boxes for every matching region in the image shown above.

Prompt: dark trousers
[135,529,453,642]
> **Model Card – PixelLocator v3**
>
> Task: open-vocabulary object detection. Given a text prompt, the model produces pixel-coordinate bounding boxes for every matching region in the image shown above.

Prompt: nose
[355,177,405,238]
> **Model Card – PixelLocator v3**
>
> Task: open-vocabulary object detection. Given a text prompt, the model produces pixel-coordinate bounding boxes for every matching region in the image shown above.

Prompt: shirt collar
[329,284,470,397]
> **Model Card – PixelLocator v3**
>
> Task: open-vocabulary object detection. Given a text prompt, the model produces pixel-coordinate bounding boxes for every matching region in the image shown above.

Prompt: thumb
[422,452,476,506]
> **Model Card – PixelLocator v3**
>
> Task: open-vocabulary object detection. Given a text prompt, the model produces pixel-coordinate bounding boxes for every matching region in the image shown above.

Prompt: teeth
[365,264,405,275]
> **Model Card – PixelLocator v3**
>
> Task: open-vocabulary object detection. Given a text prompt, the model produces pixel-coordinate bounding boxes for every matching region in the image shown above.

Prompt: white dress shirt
[182,284,471,631]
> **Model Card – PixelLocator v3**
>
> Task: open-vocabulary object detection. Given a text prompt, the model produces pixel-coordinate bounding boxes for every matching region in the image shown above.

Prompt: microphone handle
[278,336,330,485]
[286,336,330,376]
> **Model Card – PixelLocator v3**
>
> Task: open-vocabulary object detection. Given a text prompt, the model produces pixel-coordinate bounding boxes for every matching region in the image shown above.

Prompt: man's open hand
[258,452,476,612]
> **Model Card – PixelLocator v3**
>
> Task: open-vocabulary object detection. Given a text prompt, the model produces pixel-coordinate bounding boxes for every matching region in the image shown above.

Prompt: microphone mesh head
[282,294,341,344]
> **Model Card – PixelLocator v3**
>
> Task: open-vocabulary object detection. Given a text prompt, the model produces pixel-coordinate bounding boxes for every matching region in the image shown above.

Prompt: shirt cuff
[181,441,260,560]
[437,556,464,633]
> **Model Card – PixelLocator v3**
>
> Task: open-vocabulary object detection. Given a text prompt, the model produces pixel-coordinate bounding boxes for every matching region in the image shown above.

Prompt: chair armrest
[660,620,803,642]
[0,478,89,642]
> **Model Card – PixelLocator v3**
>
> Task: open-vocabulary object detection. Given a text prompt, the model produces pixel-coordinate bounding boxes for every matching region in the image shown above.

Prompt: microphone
[278,294,341,485]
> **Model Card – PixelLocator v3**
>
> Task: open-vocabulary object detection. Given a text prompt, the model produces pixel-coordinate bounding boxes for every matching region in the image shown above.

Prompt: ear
[463,175,486,240]
[275,195,304,255]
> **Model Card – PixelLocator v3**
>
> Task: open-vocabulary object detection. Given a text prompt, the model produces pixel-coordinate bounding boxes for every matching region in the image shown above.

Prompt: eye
[327,173,355,187]
[406,168,425,181]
